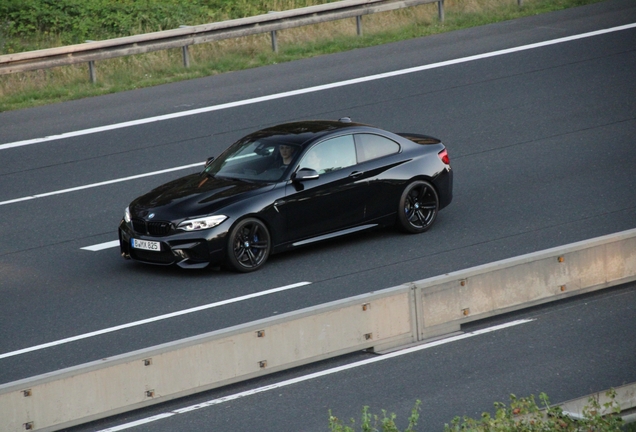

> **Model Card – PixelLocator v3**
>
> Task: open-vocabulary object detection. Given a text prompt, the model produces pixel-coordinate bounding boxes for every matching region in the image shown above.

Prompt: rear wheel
[227,218,271,272]
[397,180,439,233]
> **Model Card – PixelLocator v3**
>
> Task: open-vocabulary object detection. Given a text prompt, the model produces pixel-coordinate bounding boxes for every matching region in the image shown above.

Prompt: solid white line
[0,282,311,360]
[99,414,176,431]
[1,23,634,152]
[81,240,120,251]
[0,162,203,207]
[96,318,535,431]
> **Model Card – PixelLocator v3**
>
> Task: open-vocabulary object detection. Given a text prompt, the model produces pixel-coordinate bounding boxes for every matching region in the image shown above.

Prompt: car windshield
[203,136,301,182]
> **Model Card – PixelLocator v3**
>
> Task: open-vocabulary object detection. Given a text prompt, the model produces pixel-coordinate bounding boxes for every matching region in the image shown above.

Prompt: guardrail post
[356,16,363,36]
[268,12,279,53]
[88,61,97,83]
[85,41,97,83]
[271,30,278,53]
[179,26,192,67]
[182,46,191,67]
[438,0,445,21]
[517,0,523,5]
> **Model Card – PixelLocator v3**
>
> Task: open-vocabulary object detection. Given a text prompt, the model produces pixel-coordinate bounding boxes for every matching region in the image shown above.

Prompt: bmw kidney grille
[132,218,171,236]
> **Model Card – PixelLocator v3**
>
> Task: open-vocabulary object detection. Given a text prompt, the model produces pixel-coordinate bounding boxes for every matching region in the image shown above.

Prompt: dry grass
[0,0,599,111]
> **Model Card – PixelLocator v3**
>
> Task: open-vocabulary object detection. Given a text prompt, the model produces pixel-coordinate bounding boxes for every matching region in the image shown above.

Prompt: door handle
[349,171,364,178]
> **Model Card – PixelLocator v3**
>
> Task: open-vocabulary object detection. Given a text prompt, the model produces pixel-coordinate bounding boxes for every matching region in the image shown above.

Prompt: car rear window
[355,133,400,162]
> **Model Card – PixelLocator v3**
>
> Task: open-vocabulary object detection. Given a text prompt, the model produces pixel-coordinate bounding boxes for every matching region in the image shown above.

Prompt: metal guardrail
[1,228,635,431]
[0,0,444,83]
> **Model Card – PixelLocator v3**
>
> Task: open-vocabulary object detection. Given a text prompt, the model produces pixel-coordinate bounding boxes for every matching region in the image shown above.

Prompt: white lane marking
[100,414,176,431]
[0,162,203,207]
[0,282,311,360]
[1,24,634,152]
[97,319,535,431]
[82,240,120,251]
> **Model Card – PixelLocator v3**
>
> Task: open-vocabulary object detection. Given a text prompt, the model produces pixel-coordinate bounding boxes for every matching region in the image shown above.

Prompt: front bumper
[118,220,227,269]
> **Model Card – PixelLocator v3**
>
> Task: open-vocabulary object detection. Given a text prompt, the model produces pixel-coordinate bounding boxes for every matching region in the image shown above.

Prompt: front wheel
[227,218,271,272]
[397,180,439,233]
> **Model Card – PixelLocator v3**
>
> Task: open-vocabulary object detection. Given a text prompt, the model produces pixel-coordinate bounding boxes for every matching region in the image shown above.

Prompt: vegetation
[328,391,632,431]
[329,400,422,432]
[0,0,339,48]
[0,0,604,111]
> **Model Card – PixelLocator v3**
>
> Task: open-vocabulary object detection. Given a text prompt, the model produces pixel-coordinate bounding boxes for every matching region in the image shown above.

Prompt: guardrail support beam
[438,0,445,21]
[85,40,97,83]
[182,45,191,68]
[88,61,96,84]
[179,26,192,67]
[271,30,279,53]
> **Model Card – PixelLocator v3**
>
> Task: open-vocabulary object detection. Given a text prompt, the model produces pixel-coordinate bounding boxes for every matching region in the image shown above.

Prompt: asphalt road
[0,0,635,430]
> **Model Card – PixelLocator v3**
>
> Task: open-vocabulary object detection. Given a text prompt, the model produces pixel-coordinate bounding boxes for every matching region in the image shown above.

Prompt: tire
[397,180,439,233]
[227,218,271,272]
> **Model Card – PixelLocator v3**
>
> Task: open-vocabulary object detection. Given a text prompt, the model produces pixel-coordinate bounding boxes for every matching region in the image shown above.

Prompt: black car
[119,118,453,272]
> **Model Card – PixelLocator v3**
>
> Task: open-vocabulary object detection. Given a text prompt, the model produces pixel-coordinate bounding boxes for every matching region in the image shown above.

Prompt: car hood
[129,173,275,221]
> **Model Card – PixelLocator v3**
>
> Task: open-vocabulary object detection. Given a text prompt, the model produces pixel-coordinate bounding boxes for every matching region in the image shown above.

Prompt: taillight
[438,149,450,165]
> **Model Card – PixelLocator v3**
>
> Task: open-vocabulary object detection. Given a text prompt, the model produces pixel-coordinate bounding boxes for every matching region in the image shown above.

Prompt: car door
[353,133,403,221]
[278,134,368,242]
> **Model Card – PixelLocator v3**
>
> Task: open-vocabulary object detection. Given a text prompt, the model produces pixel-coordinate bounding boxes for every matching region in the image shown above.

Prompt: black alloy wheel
[397,180,439,233]
[227,218,271,272]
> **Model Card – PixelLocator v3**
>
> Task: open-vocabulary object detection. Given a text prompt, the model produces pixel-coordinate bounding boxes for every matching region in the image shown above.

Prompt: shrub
[445,391,624,431]
[328,391,626,432]
[329,400,421,432]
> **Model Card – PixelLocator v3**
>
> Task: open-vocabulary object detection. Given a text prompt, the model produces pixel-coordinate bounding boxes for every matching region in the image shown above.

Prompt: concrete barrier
[0,288,417,432]
[1,228,635,431]
[558,382,636,422]
[414,228,636,339]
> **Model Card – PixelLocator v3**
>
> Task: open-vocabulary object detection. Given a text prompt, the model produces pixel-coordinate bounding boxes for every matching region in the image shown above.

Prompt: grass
[0,0,604,112]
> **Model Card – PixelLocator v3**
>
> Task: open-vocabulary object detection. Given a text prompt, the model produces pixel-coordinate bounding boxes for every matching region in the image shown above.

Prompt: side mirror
[292,168,319,181]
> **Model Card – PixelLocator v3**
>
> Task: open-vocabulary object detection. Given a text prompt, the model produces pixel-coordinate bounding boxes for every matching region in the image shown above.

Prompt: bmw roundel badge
[148,213,155,219]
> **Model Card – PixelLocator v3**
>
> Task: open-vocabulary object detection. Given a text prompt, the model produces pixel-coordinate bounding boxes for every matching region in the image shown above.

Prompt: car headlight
[177,215,227,231]
[124,207,131,223]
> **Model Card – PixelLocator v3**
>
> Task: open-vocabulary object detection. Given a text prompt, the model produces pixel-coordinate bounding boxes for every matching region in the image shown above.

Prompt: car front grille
[132,218,172,236]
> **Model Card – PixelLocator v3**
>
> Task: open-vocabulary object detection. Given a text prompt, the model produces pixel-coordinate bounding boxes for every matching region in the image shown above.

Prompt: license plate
[131,238,161,251]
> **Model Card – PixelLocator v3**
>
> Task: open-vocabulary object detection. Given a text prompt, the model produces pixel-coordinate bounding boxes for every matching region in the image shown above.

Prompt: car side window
[299,135,357,174]
[354,133,400,163]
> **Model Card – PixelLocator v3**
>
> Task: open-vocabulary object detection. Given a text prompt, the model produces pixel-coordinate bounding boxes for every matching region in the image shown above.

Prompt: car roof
[253,119,371,148]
